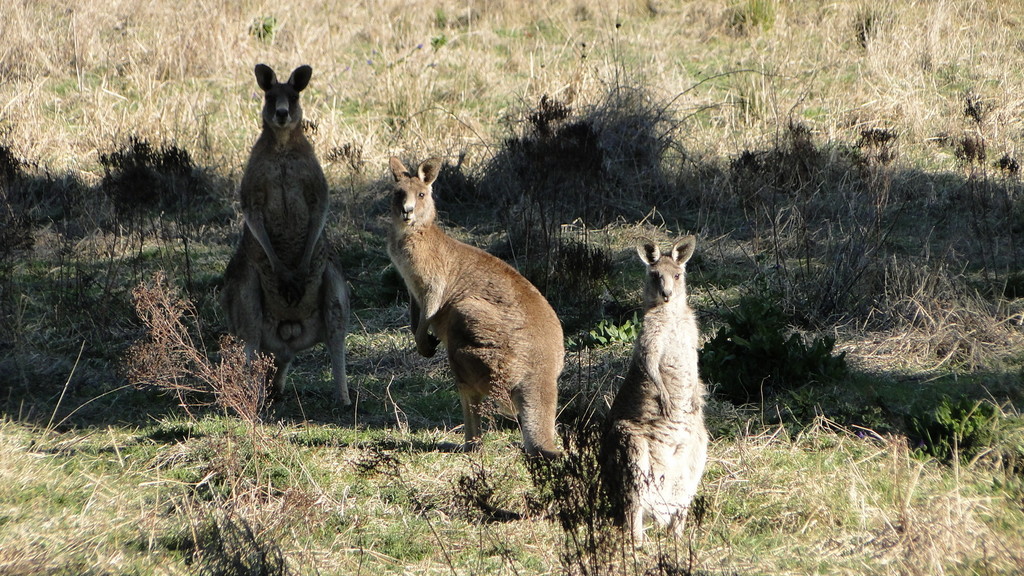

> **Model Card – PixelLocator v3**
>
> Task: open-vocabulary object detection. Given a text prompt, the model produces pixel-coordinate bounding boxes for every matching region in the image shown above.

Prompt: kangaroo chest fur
[611,301,704,426]
[240,138,329,318]
[251,151,324,266]
[639,304,702,416]
[387,226,443,305]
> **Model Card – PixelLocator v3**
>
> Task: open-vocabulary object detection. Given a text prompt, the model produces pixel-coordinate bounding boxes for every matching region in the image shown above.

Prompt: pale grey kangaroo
[220,64,350,404]
[602,236,709,544]
[386,156,563,459]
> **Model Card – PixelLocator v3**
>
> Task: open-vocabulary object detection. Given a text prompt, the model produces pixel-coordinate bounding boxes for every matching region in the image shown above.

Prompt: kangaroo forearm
[645,356,673,408]
[414,318,433,345]
[651,372,671,403]
[299,225,325,271]
[244,213,282,271]
[413,307,438,357]
[410,299,423,332]
[419,285,445,319]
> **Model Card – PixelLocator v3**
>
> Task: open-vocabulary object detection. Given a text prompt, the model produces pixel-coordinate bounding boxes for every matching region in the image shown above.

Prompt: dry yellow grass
[3,0,1022,175]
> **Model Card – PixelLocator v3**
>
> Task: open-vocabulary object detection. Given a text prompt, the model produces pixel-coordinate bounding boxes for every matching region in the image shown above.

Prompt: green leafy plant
[910,396,1000,463]
[585,313,640,348]
[433,8,448,28]
[699,294,847,404]
[248,15,277,43]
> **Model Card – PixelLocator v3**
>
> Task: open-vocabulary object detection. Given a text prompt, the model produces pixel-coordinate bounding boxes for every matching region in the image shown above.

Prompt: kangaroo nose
[275,108,289,122]
[661,288,672,302]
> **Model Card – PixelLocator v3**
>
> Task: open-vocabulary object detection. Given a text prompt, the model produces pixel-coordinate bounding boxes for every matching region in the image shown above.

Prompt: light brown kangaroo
[386,156,563,459]
[601,236,709,544]
[219,64,350,404]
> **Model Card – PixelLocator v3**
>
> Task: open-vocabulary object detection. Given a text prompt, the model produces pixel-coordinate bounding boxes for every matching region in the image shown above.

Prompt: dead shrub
[455,463,523,523]
[126,271,273,423]
[954,134,987,166]
[526,413,623,575]
[857,127,899,166]
[995,154,1020,176]
[99,135,200,217]
[475,83,677,330]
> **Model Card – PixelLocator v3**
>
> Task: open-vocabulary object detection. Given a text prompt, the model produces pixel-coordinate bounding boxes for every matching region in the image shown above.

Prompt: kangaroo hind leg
[322,263,351,405]
[220,254,264,353]
[511,387,562,460]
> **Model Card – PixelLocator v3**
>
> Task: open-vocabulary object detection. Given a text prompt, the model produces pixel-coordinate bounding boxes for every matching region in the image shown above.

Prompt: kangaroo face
[637,236,696,308]
[254,64,312,131]
[389,156,442,229]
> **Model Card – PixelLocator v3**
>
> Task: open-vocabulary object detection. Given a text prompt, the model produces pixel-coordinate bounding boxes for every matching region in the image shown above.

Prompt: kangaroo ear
[418,157,442,186]
[389,157,410,182]
[671,235,696,265]
[637,243,660,265]
[288,65,312,92]
[254,64,276,91]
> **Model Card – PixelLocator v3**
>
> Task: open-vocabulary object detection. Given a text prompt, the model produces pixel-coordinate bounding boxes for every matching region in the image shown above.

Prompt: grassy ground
[2,0,1023,574]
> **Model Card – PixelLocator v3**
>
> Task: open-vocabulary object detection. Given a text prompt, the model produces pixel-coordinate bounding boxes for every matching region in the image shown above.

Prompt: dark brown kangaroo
[220,64,350,404]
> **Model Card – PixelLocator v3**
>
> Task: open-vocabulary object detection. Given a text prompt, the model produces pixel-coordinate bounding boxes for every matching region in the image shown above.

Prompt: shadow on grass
[702,363,1023,462]
[0,135,234,430]
[2,90,1022,449]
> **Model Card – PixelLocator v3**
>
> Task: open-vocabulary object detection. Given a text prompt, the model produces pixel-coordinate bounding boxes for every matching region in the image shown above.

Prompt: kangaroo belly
[440,314,501,381]
[646,417,706,465]
[257,267,323,315]
[439,295,543,357]
[436,300,535,404]
[616,418,706,522]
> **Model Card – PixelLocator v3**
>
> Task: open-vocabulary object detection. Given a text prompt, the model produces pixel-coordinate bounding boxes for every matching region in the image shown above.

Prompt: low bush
[909,396,1000,464]
[99,136,199,216]
[699,293,847,404]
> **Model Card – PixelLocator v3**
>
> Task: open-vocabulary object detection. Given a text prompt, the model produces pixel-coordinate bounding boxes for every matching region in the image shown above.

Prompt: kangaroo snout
[274,107,290,124]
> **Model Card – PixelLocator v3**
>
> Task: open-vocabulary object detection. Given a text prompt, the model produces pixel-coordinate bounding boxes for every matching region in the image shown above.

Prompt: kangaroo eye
[674,273,681,280]
[418,192,425,198]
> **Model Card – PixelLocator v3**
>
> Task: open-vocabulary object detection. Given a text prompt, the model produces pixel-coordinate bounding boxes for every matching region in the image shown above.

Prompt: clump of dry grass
[189,507,293,576]
[854,259,1023,371]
